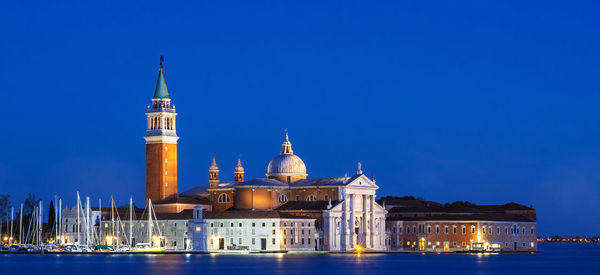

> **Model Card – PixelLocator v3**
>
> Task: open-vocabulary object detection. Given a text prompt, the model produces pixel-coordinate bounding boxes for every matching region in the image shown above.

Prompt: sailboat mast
[86,196,91,246]
[38,201,42,246]
[98,199,102,245]
[111,197,115,246]
[58,199,61,245]
[148,198,152,246]
[77,192,80,245]
[129,197,132,247]
[54,195,58,243]
[19,204,23,245]
[10,208,13,245]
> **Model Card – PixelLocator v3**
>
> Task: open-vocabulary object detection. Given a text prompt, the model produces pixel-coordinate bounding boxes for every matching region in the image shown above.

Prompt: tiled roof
[377,198,443,208]
[387,213,535,222]
[204,210,315,220]
[155,196,211,205]
[387,203,534,214]
[235,178,290,187]
[292,177,348,186]
[180,185,210,197]
[275,201,339,211]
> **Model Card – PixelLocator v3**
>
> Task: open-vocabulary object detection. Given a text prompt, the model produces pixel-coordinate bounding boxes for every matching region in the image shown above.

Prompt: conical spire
[235,157,244,172]
[280,131,294,155]
[153,56,170,99]
[209,155,219,171]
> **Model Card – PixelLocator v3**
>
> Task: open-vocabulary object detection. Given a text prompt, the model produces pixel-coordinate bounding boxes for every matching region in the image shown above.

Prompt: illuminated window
[217,194,230,203]
[195,226,201,232]
[279,194,288,203]
[530,242,534,247]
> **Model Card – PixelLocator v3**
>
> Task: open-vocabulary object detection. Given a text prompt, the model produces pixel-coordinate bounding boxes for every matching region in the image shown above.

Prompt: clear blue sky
[1,0,599,236]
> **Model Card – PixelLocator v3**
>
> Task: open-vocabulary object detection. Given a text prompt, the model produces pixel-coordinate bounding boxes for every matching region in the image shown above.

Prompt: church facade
[143,57,387,251]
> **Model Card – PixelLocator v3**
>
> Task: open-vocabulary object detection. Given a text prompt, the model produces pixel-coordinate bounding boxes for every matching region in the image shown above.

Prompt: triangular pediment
[345,174,379,189]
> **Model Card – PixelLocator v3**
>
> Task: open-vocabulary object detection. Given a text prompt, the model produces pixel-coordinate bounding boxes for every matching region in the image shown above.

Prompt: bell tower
[234,157,244,182]
[145,56,179,203]
[209,156,220,188]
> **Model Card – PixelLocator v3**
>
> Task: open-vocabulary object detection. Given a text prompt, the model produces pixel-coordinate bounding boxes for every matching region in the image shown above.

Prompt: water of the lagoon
[0,243,598,274]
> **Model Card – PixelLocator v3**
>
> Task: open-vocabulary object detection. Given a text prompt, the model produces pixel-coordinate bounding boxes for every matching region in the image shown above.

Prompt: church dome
[267,154,306,176]
[266,133,307,178]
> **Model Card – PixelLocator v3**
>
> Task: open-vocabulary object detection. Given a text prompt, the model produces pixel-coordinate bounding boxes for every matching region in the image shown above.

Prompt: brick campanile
[145,56,179,203]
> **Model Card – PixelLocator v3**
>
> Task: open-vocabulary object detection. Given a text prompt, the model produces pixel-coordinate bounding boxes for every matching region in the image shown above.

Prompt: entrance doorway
[219,238,225,250]
[261,238,267,250]
[513,242,517,251]
[419,238,426,251]
[443,242,449,252]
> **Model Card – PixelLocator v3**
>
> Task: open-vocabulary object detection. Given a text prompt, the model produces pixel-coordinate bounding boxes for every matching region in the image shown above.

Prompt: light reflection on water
[1,243,599,275]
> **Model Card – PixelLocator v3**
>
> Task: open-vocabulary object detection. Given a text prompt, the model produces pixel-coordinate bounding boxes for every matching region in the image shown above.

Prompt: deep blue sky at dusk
[1,0,599,236]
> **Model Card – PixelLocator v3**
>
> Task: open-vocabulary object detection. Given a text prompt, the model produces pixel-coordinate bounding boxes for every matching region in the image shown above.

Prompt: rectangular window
[445,226,448,234]
[308,238,311,244]
[252,229,255,235]
[302,238,305,244]
[252,238,255,245]
[239,223,242,227]
[483,227,486,234]
[407,226,410,233]
[262,223,266,227]
[427,226,431,234]
[273,238,276,245]
[453,226,457,234]
[230,238,233,244]
[273,229,276,234]
[239,238,242,244]
[462,227,466,234]
[399,227,402,233]
[436,226,440,233]
[252,223,255,227]
[531,227,534,234]
[284,238,287,245]
[272,222,276,227]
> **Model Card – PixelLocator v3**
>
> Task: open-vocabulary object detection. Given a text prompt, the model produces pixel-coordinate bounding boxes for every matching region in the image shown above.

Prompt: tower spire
[153,56,170,99]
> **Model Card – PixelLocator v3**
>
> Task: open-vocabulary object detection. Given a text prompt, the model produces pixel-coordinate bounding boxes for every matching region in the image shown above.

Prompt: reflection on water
[1,243,599,275]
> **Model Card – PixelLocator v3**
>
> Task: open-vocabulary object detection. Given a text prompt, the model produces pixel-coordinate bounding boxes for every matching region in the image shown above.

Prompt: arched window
[279,194,288,203]
[324,195,329,201]
[217,193,230,203]
[306,195,317,201]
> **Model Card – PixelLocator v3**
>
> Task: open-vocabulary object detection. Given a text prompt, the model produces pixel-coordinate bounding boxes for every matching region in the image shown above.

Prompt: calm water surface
[1,243,598,274]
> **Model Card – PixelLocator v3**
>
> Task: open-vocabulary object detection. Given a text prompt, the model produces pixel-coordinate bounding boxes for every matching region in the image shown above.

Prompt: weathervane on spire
[160,56,164,67]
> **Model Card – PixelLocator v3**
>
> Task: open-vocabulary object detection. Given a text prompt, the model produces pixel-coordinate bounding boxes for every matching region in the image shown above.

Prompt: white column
[362,194,367,248]
[341,195,347,250]
[349,194,355,248]
[370,195,375,248]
